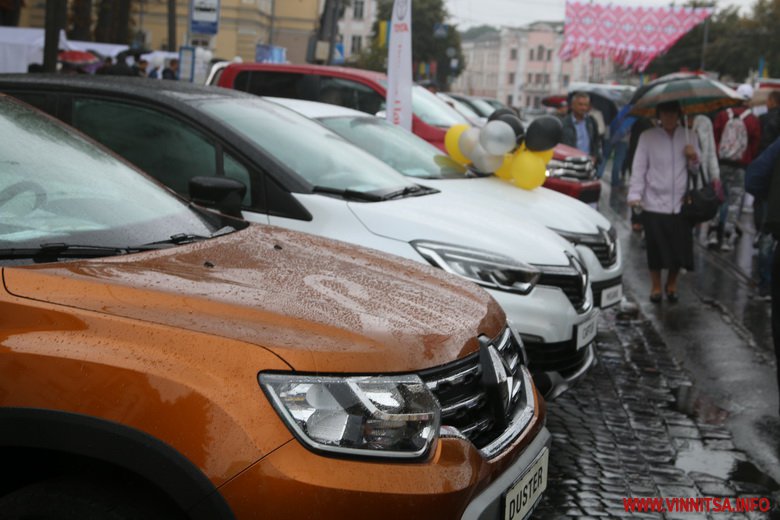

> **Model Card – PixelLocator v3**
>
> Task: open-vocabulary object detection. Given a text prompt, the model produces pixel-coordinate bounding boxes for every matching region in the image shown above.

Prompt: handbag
[680,167,720,224]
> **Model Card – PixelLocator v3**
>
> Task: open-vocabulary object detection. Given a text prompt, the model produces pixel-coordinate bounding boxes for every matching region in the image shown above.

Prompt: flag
[560,1,712,72]
[386,0,413,131]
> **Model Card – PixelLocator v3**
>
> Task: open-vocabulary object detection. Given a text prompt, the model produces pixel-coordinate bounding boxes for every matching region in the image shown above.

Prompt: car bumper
[215,391,548,519]
[576,242,624,309]
[488,287,598,399]
[543,177,601,206]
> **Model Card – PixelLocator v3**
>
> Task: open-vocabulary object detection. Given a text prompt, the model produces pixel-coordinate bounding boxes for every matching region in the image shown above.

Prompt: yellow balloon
[495,154,514,180]
[531,149,555,165]
[510,151,547,190]
[444,124,470,166]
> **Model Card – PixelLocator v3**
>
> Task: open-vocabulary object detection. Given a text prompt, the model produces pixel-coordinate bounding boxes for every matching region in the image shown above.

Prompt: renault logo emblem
[479,337,512,426]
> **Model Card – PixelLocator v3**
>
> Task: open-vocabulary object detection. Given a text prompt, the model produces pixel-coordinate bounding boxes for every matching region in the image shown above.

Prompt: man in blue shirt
[561,92,602,167]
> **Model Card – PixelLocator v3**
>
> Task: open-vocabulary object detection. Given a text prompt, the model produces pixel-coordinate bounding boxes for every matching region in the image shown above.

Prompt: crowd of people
[557,85,779,414]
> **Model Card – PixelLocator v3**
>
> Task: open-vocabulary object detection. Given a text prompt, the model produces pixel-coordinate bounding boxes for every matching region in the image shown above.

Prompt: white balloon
[458,127,481,160]
[479,120,517,155]
[470,144,505,173]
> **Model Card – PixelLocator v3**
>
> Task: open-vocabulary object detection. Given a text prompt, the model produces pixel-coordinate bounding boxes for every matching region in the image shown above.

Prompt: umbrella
[58,50,100,65]
[542,95,567,108]
[628,72,699,105]
[630,75,743,117]
[568,85,634,125]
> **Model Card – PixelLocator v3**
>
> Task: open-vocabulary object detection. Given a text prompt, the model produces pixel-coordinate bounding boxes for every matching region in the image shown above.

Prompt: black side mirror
[188,176,247,218]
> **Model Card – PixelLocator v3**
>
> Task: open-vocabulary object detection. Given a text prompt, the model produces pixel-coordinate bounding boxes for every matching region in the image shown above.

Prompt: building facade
[19,0,323,64]
[336,0,377,61]
[453,22,616,110]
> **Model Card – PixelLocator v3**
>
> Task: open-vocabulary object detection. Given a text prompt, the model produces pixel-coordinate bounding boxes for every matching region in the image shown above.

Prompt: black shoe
[666,291,678,303]
[650,293,662,303]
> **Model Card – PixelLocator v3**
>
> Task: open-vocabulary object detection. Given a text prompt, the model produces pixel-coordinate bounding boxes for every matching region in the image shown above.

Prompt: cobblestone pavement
[534,306,780,519]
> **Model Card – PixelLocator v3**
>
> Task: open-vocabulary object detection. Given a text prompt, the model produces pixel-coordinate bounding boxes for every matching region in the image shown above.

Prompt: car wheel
[0,476,180,520]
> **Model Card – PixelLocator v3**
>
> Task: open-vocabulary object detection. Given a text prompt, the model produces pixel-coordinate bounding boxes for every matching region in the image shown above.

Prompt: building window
[563,74,570,87]
[526,96,531,107]
[544,73,550,85]
[537,45,544,60]
[353,0,364,19]
[535,73,542,85]
[534,96,541,108]
[351,35,362,55]
[508,72,515,85]
[507,94,513,106]
[546,49,552,61]
[529,49,534,61]
[527,73,532,84]
[510,48,517,60]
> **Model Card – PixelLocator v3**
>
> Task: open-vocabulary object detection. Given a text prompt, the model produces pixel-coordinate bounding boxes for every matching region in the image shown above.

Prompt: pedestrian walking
[162,59,179,80]
[561,92,602,167]
[709,84,762,251]
[750,92,780,300]
[745,136,780,412]
[628,101,701,303]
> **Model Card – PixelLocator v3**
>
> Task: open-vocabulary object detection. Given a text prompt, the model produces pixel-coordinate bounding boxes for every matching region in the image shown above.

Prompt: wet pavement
[533,181,780,518]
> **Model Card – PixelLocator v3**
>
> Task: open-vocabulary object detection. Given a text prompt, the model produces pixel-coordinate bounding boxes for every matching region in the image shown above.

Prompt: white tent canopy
[0,27,179,73]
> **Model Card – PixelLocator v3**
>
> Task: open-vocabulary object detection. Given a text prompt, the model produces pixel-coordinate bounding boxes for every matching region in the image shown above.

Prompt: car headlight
[259,373,440,459]
[549,226,616,247]
[411,240,541,295]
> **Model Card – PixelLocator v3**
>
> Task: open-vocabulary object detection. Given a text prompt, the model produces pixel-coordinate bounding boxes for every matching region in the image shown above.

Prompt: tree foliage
[646,0,780,81]
[354,0,465,88]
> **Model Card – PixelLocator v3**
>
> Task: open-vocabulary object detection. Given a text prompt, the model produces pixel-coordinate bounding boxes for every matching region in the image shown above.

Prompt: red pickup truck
[210,63,600,206]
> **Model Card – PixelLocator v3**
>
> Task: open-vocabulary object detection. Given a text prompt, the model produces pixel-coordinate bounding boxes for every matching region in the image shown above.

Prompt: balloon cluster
[444,110,563,190]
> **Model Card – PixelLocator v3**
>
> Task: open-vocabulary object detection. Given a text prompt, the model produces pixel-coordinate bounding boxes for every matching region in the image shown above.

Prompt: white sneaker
[720,241,733,252]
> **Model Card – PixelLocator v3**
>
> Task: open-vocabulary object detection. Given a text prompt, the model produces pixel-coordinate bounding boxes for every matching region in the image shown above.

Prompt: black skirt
[642,211,694,271]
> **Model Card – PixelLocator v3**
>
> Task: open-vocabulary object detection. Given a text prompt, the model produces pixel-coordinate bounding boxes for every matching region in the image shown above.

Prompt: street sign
[179,46,196,82]
[191,0,220,36]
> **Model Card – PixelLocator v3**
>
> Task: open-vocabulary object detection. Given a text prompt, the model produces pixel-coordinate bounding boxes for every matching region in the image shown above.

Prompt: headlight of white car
[259,373,440,459]
[412,240,541,295]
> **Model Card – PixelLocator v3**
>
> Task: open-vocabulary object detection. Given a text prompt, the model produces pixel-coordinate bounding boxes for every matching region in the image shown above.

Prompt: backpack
[718,108,751,161]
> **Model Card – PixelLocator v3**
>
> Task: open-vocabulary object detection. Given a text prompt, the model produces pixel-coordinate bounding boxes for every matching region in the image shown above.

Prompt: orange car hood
[3,225,504,373]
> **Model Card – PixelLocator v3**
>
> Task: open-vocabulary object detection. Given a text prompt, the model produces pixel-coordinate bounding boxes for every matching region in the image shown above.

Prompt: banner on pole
[560,1,712,72]
[386,0,412,131]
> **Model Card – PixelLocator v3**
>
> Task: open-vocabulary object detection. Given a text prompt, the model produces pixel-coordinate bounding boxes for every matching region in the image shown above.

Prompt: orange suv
[0,95,549,519]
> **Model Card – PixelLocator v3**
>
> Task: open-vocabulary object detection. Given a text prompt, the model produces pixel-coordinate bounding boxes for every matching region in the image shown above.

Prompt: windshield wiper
[136,227,236,248]
[311,186,383,202]
[0,243,141,262]
[378,185,439,201]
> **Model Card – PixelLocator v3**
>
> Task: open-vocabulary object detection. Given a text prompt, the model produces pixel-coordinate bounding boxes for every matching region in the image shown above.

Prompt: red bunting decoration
[560,1,712,72]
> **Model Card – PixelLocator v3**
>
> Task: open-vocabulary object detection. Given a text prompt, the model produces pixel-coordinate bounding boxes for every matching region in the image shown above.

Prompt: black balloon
[496,113,525,143]
[487,108,517,121]
[525,116,563,151]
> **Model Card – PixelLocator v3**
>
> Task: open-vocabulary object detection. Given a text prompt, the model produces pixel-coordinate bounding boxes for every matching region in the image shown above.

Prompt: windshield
[439,94,482,120]
[320,116,467,180]
[199,98,414,195]
[411,86,470,127]
[467,98,498,118]
[0,97,221,252]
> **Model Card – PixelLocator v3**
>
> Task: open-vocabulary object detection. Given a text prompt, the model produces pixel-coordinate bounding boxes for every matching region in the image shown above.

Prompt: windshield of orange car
[199,97,417,195]
[0,97,225,252]
[319,116,466,180]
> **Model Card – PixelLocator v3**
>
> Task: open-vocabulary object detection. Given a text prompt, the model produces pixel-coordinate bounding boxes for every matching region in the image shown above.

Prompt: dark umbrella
[630,75,743,117]
[628,72,699,105]
[568,86,633,125]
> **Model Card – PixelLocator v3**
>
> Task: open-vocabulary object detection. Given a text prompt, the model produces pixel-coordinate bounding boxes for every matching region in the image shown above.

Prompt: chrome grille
[581,227,618,268]
[420,328,528,451]
[535,255,589,311]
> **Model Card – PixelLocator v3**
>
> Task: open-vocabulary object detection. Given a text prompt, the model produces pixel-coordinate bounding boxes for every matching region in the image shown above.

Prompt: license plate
[575,314,598,349]
[503,449,549,520]
[600,283,623,308]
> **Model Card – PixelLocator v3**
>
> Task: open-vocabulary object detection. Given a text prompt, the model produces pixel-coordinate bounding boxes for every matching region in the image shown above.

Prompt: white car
[271,98,624,316]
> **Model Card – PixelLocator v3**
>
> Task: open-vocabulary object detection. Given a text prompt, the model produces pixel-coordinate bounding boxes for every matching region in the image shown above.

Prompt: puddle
[675,445,744,481]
